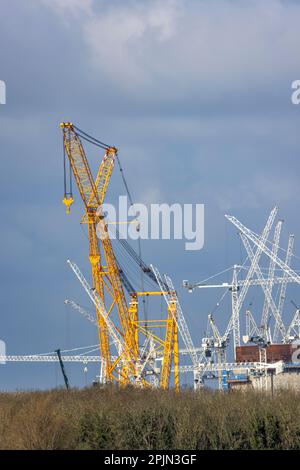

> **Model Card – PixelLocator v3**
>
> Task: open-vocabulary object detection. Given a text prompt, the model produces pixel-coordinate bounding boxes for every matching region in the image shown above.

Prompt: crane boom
[274,234,294,341]
[81,147,117,223]
[61,122,113,381]
[240,233,287,339]
[61,122,100,210]
[287,309,300,339]
[64,299,98,327]
[225,214,300,284]
[208,314,222,344]
[236,207,278,313]
[151,265,198,367]
[67,259,138,384]
[261,220,283,330]
[164,274,198,367]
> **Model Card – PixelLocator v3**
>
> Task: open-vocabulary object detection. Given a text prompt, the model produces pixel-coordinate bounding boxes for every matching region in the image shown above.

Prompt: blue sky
[0,0,300,389]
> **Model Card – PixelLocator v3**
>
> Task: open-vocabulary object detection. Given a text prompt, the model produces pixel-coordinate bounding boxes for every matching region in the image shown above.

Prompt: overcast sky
[1,0,300,389]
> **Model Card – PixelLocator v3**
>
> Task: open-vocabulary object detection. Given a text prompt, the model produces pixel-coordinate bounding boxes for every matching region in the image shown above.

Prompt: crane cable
[63,133,73,199]
[73,125,111,150]
[63,137,67,196]
[115,154,134,206]
[115,153,147,320]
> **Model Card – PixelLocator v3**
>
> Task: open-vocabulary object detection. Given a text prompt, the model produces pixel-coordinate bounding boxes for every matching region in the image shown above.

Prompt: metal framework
[273,234,294,342]
[260,220,282,335]
[183,207,300,385]
[60,123,184,390]
[287,309,300,340]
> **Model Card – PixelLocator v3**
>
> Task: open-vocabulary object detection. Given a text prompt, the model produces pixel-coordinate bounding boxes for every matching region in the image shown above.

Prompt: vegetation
[0,386,300,449]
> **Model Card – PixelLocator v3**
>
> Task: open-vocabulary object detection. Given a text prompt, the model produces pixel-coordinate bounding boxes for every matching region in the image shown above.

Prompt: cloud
[41,0,93,16]
[77,0,300,103]
[83,0,181,90]
[6,0,300,114]
[215,172,300,211]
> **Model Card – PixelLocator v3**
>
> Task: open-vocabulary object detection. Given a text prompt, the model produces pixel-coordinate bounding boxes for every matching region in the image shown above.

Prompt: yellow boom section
[81,147,116,223]
[61,122,100,211]
[91,149,116,206]
[160,299,179,391]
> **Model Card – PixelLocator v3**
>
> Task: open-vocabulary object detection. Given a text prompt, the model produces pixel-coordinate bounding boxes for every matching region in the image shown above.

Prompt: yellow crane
[61,122,137,384]
[128,291,179,391]
[161,296,179,391]
[61,122,180,390]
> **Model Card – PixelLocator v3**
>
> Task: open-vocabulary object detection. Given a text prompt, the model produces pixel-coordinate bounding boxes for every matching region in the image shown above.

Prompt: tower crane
[245,309,260,341]
[207,314,231,389]
[185,208,298,360]
[287,308,300,340]
[207,314,232,357]
[225,211,300,343]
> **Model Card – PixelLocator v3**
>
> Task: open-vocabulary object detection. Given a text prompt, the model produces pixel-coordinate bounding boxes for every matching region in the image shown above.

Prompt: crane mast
[274,234,294,342]
[260,220,283,334]
[160,297,179,391]
[67,259,138,384]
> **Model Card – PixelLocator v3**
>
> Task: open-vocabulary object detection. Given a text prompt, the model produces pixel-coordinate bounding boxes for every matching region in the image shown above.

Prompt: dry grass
[0,386,300,449]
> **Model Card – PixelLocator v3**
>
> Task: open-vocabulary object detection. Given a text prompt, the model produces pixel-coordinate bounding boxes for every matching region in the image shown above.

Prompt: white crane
[260,220,283,336]
[67,260,133,381]
[65,299,98,327]
[273,234,294,342]
[287,309,300,340]
[184,275,296,291]
[245,309,260,340]
[240,233,286,341]
[231,265,240,353]
[225,213,300,285]
[207,313,233,389]
[0,355,102,363]
[225,213,300,342]
[232,207,278,347]
[150,265,199,369]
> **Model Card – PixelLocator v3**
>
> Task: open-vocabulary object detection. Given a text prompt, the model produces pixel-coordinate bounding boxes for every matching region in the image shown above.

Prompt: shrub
[0,386,300,450]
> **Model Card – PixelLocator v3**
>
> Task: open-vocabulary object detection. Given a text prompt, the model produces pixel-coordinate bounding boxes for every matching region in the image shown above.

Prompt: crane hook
[63,195,74,214]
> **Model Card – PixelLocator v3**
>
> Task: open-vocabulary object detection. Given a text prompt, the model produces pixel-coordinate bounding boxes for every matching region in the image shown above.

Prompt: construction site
[1,122,300,394]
